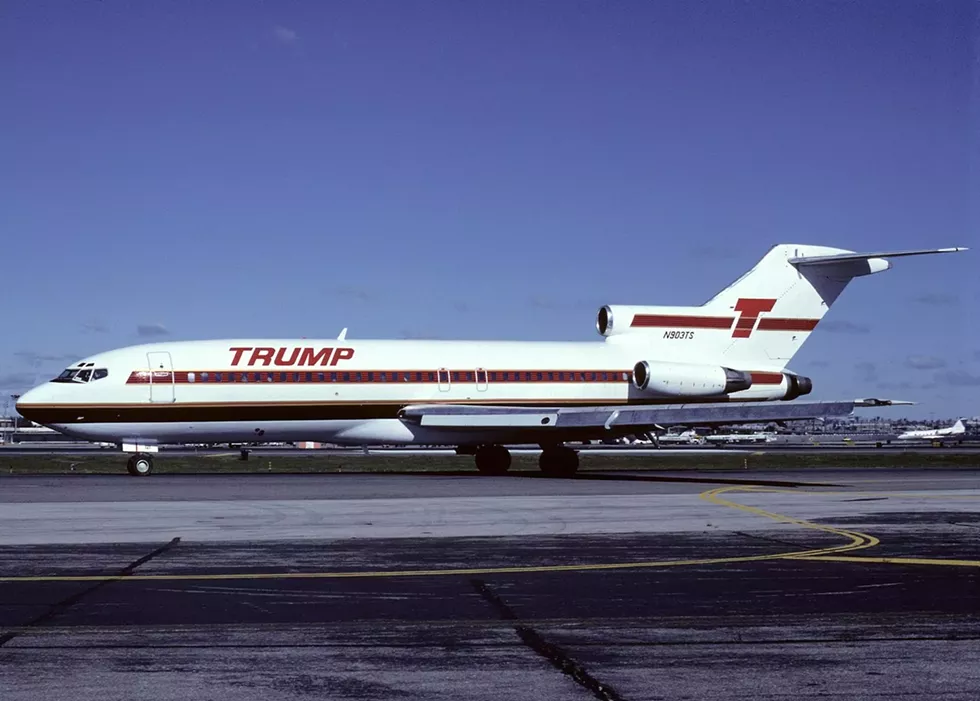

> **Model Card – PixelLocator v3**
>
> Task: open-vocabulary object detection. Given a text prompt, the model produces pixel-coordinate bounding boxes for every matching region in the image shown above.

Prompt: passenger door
[147,351,176,403]
[437,367,451,393]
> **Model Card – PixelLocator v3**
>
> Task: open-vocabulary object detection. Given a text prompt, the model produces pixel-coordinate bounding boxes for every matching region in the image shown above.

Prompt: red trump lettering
[331,347,354,366]
[274,347,301,366]
[230,347,252,366]
[231,345,355,366]
[298,347,334,366]
[249,347,275,366]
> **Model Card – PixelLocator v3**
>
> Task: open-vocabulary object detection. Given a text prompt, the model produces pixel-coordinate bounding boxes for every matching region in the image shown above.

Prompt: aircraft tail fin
[599,244,967,369]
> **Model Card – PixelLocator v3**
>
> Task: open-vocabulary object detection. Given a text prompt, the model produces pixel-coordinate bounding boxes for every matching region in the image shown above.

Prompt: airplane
[704,430,777,444]
[15,243,966,476]
[897,419,967,443]
[650,429,705,445]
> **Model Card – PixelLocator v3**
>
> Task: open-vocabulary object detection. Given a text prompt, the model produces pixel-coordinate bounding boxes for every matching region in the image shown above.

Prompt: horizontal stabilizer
[400,399,904,430]
[789,247,967,267]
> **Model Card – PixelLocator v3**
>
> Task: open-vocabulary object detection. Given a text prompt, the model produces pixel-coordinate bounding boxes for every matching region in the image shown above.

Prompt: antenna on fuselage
[337,328,348,341]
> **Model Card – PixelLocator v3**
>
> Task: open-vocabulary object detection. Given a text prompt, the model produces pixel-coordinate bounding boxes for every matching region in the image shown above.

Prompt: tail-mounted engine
[630,360,813,401]
[631,361,753,398]
[782,373,813,400]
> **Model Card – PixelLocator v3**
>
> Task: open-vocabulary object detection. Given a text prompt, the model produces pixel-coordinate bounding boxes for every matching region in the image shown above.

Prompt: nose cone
[15,385,49,424]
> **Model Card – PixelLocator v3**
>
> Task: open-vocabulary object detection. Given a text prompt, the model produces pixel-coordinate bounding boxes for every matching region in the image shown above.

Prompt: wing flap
[419,412,560,428]
[400,399,909,430]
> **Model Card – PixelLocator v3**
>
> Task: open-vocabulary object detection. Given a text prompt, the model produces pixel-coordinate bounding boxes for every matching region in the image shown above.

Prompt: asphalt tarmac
[3,442,980,457]
[1,469,979,700]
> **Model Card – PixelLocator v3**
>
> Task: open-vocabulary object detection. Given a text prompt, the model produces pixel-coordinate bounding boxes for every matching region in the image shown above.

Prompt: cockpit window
[54,369,79,382]
[52,367,109,383]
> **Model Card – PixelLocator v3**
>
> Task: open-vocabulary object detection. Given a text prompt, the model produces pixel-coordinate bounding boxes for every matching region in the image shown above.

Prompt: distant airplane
[624,428,704,446]
[705,431,777,444]
[897,419,967,442]
[15,244,965,476]
[656,429,705,445]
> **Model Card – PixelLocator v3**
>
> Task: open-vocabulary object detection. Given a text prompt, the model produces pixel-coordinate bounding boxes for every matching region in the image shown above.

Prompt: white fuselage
[15,338,794,447]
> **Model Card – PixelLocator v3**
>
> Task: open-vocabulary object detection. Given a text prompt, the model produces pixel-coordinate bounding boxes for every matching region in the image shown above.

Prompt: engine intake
[596,306,614,336]
[632,361,753,398]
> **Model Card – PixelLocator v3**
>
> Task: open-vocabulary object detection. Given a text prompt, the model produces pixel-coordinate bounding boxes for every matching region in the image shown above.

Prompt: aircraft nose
[15,386,47,424]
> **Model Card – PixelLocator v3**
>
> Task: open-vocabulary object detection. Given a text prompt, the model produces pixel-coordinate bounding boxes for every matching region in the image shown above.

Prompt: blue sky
[2,0,977,419]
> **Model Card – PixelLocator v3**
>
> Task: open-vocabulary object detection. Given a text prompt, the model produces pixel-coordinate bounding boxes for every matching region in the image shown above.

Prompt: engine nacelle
[597,305,646,337]
[783,373,813,400]
[632,361,753,398]
[732,371,814,401]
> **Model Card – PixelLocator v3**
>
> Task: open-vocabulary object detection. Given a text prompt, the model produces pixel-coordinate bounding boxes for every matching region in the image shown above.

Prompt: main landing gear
[474,444,512,475]
[538,444,579,478]
[472,443,579,477]
[126,453,154,476]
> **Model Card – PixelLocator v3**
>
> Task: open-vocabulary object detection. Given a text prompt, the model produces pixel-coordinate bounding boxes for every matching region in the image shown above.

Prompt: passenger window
[188,372,196,383]
[93,368,108,380]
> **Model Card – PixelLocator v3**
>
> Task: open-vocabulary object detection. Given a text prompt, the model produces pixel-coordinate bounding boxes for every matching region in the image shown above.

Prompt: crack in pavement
[0,537,181,647]
[471,578,624,701]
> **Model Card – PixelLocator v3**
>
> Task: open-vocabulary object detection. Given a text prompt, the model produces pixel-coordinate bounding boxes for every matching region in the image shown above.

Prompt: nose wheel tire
[127,454,154,476]
[539,446,579,477]
[474,444,512,475]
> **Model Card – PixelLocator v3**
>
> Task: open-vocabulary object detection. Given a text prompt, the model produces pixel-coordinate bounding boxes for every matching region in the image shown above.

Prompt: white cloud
[273,25,298,45]
[137,324,169,338]
[905,355,947,371]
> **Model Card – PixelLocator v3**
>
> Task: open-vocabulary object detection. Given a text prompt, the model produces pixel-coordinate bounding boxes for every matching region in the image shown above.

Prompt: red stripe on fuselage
[756,318,820,331]
[631,315,734,329]
[126,369,635,385]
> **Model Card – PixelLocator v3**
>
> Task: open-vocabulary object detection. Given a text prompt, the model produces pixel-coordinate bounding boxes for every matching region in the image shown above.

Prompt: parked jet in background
[704,430,777,444]
[897,419,967,443]
[16,244,966,476]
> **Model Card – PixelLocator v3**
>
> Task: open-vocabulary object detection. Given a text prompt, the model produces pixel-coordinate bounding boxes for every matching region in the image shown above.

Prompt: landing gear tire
[127,454,153,477]
[539,446,579,478]
[474,444,512,475]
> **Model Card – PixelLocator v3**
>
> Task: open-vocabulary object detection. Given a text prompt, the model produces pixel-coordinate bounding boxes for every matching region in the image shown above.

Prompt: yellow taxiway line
[0,484,977,584]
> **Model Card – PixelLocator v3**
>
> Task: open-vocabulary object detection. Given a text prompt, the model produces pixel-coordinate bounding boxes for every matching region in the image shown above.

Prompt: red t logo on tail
[732,298,776,338]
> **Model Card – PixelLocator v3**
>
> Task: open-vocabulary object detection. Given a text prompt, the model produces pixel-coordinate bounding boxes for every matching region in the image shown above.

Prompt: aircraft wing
[399,398,911,431]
